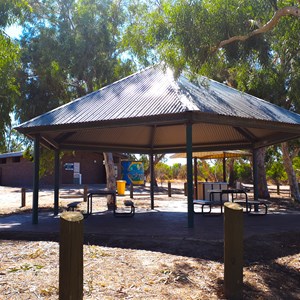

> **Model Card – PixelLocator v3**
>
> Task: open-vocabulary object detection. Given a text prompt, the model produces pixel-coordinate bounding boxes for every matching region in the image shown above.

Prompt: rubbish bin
[117,180,126,196]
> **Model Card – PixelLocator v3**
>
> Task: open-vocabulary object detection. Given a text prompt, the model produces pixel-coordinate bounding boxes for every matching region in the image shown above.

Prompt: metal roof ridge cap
[167,70,199,112]
[96,64,158,93]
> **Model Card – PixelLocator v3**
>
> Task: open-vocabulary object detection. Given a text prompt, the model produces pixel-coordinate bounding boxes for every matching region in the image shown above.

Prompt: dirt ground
[0,184,300,299]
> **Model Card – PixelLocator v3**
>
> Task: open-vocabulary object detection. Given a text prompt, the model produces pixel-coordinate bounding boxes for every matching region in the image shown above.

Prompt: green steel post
[150,153,155,209]
[186,123,194,228]
[54,149,60,215]
[223,156,226,182]
[32,134,40,224]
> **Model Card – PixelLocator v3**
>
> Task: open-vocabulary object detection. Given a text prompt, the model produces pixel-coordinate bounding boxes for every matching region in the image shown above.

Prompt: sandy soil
[0,184,300,299]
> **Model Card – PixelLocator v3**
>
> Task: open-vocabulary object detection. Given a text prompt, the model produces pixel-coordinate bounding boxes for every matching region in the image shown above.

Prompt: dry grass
[0,185,300,299]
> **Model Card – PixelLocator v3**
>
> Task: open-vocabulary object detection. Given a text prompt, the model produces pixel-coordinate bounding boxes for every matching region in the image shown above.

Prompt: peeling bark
[282,142,300,202]
[256,147,270,199]
[103,152,116,209]
[227,158,235,187]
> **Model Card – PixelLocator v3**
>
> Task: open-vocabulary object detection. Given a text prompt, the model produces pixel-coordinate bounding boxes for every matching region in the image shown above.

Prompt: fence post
[59,212,84,300]
[130,183,134,199]
[224,202,243,300]
[168,181,172,197]
[83,185,88,202]
[184,182,187,196]
[21,188,26,207]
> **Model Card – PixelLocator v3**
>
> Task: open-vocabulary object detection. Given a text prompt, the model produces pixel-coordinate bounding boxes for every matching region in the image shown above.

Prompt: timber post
[83,185,88,202]
[59,212,84,300]
[224,202,243,300]
[130,183,134,199]
[21,188,26,207]
[168,181,172,197]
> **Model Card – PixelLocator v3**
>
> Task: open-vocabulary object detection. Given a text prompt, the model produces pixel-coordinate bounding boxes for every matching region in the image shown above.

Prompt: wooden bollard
[168,181,172,197]
[184,182,187,196]
[59,212,84,300]
[224,202,243,300]
[130,183,134,199]
[83,185,88,202]
[21,188,26,207]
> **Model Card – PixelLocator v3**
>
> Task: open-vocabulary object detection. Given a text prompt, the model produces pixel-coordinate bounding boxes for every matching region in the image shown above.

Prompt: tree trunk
[227,158,235,188]
[281,142,300,202]
[103,152,116,209]
[256,147,270,199]
[144,154,165,184]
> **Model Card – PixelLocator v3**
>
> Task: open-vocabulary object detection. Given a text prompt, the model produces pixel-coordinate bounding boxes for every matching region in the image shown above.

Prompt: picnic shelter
[15,64,300,227]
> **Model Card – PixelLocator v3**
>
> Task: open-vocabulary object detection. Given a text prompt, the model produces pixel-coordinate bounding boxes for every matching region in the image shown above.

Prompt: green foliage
[234,160,252,183]
[0,34,21,151]
[24,145,66,178]
[155,162,172,183]
[265,146,288,184]
[16,0,135,124]
[0,0,29,27]
[139,154,150,174]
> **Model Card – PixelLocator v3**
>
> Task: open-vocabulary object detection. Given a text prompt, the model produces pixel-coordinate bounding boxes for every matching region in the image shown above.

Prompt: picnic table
[87,189,135,217]
[87,189,116,215]
[194,188,259,214]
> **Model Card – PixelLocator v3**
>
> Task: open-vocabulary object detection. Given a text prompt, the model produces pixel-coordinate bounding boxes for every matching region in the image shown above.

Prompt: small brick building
[0,151,125,187]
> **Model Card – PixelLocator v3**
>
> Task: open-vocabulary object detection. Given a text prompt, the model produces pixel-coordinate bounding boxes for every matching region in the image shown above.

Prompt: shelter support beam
[32,134,40,224]
[186,123,194,228]
[233,126,256,142]
[150,153,155,209]
[149,125,156,210]
[54,149,60,215]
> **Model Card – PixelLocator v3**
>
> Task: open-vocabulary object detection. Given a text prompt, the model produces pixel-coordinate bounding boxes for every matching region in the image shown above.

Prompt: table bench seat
[233,199,268,215]
[193,199,223,214]
[114,200,135,217]
[67,201,81,211]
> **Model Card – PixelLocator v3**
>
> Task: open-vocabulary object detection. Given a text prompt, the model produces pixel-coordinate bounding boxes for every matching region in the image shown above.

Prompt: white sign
[74,162,80,173]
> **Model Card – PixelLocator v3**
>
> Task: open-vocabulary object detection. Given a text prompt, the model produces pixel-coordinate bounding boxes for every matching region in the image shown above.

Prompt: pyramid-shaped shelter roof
[16,65,300,153]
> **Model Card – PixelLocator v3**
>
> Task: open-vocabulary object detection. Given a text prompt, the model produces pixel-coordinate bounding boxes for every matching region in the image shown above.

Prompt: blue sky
[5,25,22,39]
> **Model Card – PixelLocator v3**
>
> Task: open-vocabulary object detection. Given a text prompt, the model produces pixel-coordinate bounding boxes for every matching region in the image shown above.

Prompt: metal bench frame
[114,200,135,217]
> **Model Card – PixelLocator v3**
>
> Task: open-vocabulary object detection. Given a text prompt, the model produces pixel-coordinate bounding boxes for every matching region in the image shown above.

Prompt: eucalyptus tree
[16,0,134,201]
[122,0,300,201]
[0,0,29,152]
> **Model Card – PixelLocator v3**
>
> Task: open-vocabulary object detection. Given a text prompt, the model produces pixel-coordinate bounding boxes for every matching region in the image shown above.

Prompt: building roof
[0,151,23,159]
[15,64,300,153]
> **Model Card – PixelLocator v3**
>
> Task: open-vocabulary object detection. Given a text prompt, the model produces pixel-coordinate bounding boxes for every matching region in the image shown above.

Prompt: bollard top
[224,202,243,211]
[61,211,84,222]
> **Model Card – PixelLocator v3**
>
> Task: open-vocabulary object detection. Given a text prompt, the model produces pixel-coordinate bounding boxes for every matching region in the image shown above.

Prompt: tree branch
[214,6,300,51]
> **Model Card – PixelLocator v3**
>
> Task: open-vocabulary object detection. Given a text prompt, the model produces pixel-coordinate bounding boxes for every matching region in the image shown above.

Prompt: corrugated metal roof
[17,64,300,130]
[179,76,300,123]
[18,66,187,129]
